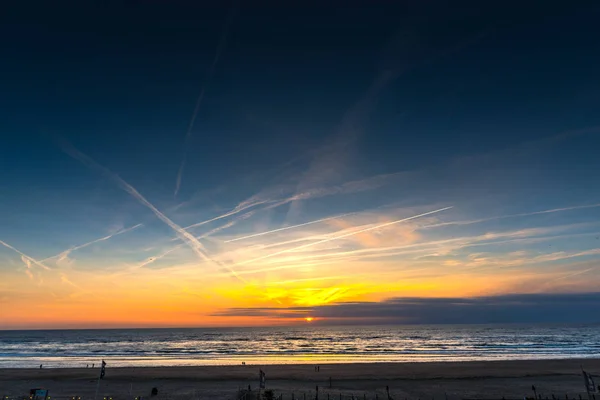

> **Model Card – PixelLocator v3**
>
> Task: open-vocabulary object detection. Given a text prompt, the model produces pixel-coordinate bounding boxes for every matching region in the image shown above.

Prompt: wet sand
[1,359,599,400]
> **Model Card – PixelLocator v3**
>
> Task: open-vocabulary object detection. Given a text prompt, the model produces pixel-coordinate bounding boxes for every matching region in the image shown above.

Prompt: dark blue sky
[2,1,600,327]
[3,1,599,192]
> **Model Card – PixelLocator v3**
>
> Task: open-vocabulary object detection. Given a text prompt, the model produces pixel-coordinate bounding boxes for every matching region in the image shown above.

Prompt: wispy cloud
[231,207,452,269]
[60,273,83,289]
[182,202,265,231]
[446,248,600,272]
[220,225,595,279]
[0,239,51,271]
[186,171,408,231]
[212,292,600,324]
[423,203,600,229]
[40,223,143,264]
[134,244,185,269]
[225,212,357,243]
[58,138,245,282]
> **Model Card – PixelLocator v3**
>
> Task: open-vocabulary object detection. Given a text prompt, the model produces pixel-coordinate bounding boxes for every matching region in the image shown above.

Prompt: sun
[305,317,314,322]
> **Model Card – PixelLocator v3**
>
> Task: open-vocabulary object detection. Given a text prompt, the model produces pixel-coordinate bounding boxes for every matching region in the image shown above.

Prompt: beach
[2,359,599,400]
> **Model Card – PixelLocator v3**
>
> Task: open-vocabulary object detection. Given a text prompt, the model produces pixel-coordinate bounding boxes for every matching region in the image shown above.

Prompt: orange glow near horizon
[3,255,598,329]
[3,203,600,330]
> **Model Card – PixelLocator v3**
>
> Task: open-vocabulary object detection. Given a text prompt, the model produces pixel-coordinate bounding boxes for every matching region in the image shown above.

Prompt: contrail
[549,267,597,283]
[174,1,237,197]
[233,207,453,267]
[182,171,403,233]
[0,239,51,270]
[40,223,143,263]
[183,200,268,231]
[136,244,185,269]
[423,203,600,229]
[195,211,256,240]
[58,139,245,283]
[225,212,357,243]
[60,273,83,290]
[150,211,256,270]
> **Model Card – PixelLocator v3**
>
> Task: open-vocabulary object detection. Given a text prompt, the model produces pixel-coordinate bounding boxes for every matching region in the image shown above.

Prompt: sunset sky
[2,2,600,329]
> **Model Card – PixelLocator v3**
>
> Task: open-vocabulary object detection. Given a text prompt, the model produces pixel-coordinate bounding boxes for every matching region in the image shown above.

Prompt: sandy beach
[2,359,599,400]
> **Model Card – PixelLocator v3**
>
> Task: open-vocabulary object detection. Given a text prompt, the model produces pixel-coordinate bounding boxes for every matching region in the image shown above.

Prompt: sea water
[1,324,599,368]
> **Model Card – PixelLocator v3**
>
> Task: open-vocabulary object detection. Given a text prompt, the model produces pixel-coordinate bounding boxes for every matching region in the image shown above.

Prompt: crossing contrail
[59,139,246,283]
[182,200,268,231]
[174,1,237,197]
[232,206,453,267]
[0,239,51,270]
[225,212,357,242]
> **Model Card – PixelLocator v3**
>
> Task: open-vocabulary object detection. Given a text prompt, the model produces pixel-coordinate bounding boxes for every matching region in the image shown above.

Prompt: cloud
[445,248,600,272]
[213,292,600,324]
[183,207,259,235]
[21,255,32,270]
[232,225,573,274]
[60,273,82,289]
[230,207,452,269]
[225,212,357,243]
[134,244,185,269]
[0,239,51,271]
[187,170,412,234]
[58,138,245,282]
[213,306,312,318]
[423,203,600,229]
[327,215,421,248]
[40,223,143,264]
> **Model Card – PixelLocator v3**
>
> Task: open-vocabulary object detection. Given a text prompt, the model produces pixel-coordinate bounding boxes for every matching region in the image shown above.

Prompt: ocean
[1,324,599,368]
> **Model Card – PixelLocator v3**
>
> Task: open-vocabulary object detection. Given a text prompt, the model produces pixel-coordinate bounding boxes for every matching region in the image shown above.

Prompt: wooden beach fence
[235,392,597,400]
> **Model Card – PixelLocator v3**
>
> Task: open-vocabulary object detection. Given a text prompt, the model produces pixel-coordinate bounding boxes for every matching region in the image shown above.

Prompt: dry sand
[1,359,599,400]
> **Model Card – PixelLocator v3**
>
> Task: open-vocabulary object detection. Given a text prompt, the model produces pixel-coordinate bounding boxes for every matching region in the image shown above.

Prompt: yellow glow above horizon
[2,202,600,329]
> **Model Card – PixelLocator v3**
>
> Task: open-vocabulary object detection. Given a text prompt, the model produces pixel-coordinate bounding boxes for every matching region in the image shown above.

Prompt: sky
[1,1,600,329]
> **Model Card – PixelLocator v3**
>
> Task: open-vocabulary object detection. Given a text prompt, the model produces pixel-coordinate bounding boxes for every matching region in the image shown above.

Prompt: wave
[2,325,600,368]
